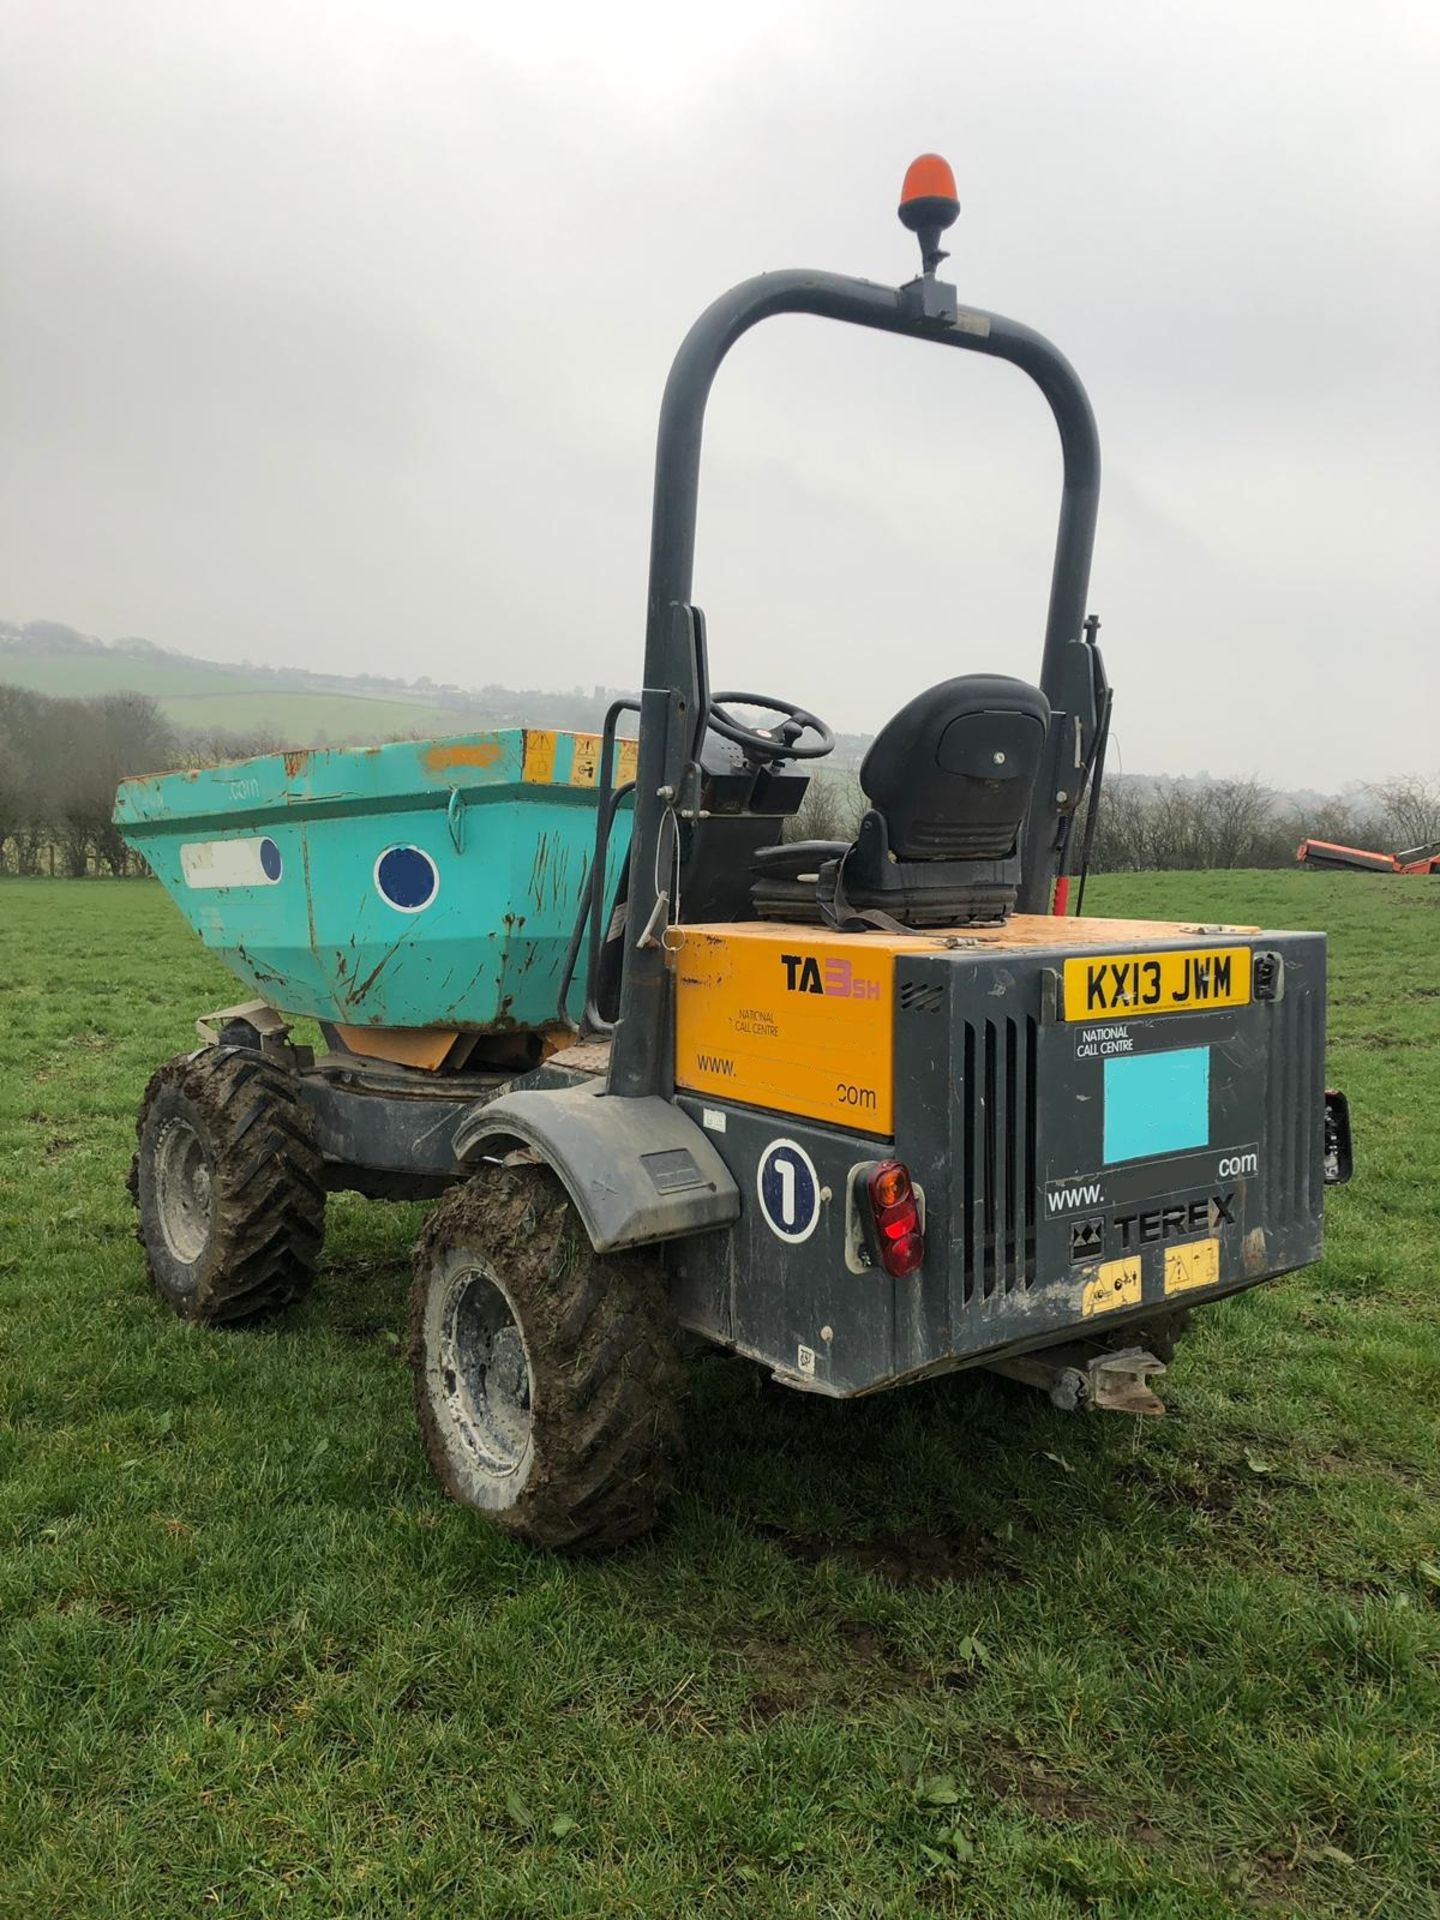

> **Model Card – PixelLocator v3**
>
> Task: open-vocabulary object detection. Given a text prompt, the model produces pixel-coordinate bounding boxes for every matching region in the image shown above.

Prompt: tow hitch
[987,1344,1167,1416]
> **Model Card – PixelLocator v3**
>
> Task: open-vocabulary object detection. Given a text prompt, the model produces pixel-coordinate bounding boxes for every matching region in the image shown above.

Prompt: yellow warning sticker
[569,734,602,787]
[1164,1236,1220,1296]
[1082,1256,1142,1318]
[522,730,557,784]
[562,732,638,788]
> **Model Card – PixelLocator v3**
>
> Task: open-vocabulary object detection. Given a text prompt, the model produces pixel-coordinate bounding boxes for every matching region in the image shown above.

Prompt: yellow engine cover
[669,915,1260,1136]
[670,924,906,1131]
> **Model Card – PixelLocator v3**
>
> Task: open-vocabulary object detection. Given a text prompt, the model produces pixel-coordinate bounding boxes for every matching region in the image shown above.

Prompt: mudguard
[452,1080,740,1253]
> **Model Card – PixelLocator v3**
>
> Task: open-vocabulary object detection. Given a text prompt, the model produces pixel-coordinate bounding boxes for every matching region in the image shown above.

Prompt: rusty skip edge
[113,726,637,830]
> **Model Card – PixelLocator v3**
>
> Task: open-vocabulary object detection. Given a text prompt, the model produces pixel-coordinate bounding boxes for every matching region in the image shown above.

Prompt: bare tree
[1369,774,1440,852]
[3,667,1435,885]
[786,769,865,843]
[0,684,176,874]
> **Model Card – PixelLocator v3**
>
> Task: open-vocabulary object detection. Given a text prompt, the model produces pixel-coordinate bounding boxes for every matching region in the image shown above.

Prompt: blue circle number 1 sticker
[756,1139,821,1244]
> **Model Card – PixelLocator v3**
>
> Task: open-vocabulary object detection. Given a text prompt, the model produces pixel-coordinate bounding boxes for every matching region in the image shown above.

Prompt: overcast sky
[3,0,1437,784]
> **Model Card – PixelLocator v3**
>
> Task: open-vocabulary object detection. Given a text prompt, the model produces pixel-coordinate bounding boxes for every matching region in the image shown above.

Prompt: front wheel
[129,1048,325,1324]
[409,1164,684,1551]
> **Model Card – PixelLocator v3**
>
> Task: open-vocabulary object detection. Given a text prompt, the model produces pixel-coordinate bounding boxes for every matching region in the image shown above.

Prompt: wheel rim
[437,1265,534,1480]
[153,1116,214,1266]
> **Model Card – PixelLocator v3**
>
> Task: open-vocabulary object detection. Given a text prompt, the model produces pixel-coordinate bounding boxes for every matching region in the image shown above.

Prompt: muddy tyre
[410,1164,684,1552]
[130,1048,325,1324]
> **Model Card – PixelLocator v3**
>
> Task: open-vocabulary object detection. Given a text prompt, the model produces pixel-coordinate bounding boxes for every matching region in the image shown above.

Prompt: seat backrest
[860,674,1050,862]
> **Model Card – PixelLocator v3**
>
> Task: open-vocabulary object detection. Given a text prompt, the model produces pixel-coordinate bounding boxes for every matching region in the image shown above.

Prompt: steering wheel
[707,692,836,763]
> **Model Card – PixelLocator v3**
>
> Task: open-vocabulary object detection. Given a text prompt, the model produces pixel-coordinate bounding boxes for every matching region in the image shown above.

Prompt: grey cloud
[2,0,1436,781]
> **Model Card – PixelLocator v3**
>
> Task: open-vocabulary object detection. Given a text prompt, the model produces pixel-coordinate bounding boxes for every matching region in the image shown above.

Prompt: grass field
[1,872,1437,1918]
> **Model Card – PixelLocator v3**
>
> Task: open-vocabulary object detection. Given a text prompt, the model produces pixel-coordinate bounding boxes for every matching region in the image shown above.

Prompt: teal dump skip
[114,730,633,1032]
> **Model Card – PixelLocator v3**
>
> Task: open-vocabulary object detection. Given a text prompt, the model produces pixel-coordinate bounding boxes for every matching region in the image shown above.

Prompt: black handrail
[554,696,640,1032]
[608,268,1101,1103]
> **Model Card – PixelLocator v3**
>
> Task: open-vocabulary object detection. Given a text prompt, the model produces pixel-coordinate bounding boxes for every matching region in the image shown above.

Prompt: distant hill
[0,621,1370,796]
[0,619,876,763]
[0,619,636,747]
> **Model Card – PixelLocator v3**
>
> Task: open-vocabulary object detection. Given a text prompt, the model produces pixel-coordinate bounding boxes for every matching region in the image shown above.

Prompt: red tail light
[866,1159,924,1277]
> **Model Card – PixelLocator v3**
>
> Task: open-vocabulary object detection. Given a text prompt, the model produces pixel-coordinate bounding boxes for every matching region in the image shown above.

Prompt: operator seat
[750,674,1050,927]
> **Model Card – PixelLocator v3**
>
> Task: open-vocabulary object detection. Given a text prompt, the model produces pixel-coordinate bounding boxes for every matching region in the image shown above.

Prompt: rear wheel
[129,1048,325,1324]
[409,1164,684,1551]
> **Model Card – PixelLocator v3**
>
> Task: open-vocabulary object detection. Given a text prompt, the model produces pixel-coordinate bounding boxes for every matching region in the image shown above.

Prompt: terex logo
[780,953,881,1000]
[1114,1192,1235,1249]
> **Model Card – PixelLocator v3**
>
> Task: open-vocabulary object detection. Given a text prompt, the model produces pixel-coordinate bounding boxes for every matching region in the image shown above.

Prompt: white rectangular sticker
[701,1108,727,1133]
[180,837,282,888]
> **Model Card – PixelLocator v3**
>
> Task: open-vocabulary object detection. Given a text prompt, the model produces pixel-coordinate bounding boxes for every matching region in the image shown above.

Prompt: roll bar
[608,265,1102,1102]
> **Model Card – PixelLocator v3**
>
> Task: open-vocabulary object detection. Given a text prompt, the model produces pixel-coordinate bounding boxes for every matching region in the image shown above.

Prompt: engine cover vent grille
[960,1015,1038,1301]
[899,979,945,1014]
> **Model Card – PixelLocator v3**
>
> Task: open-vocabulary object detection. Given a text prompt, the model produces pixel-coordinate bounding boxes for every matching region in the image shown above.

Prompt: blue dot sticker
[259,837,282,881]
[756,1139,822,1244]
[375,845,440,913]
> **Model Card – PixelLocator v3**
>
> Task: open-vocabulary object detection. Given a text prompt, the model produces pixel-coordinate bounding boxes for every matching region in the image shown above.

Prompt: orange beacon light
[898,153,960,273]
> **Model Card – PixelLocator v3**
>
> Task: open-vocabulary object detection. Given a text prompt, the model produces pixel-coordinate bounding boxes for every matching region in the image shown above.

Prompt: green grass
[140,690,458,742]
[1,873,1437,1918]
